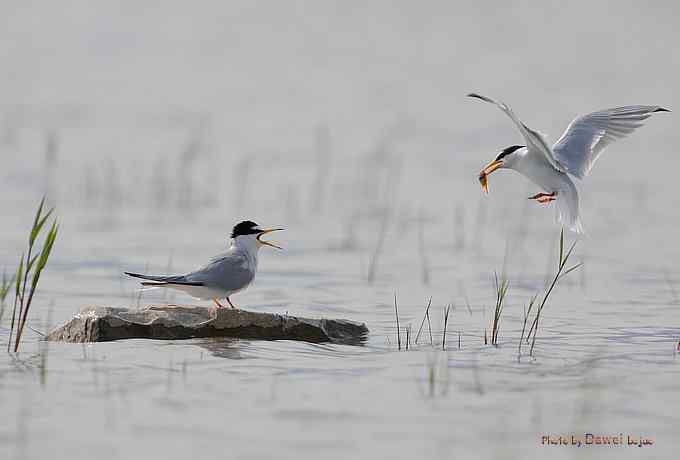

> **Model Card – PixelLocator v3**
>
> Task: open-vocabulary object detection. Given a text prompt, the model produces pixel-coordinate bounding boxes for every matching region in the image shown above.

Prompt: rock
[46,304,369,344]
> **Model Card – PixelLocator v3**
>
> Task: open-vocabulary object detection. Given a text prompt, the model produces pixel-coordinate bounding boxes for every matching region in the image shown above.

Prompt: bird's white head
[478,145,526,193]
[230,220,284,253]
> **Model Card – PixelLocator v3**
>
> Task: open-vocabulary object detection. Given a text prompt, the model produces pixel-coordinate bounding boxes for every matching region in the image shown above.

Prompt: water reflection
[195,337,245,359]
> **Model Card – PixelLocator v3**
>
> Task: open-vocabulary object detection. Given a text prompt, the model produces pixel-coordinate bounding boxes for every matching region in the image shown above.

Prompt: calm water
[1,2,679,459]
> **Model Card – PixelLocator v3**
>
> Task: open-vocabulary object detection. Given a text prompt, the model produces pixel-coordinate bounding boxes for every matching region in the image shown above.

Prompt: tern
[125,221,283,309]
[470,93,670,233]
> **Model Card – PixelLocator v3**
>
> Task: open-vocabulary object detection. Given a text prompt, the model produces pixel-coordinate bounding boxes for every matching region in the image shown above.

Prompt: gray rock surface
[46,304,369,344]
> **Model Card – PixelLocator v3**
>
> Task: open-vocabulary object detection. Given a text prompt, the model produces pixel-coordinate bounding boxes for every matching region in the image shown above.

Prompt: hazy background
[1,2,679,459]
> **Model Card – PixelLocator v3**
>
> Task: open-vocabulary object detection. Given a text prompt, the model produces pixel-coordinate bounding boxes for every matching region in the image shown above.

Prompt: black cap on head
[495,145,525,161]
[231,220,260,238]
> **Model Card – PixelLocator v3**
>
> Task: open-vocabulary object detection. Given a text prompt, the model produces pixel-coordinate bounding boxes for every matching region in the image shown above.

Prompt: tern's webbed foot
[528,192,557,204]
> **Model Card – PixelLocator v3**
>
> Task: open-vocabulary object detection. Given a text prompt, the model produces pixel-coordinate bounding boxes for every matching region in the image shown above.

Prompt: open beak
[256,228,284,249]
[478,159,503,194]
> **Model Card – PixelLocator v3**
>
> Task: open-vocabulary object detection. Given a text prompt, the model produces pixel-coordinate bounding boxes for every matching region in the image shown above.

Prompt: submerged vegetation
[383,229,582,403]
[7,197,59,353]
[390,229,582,362]
[522,229,582,358]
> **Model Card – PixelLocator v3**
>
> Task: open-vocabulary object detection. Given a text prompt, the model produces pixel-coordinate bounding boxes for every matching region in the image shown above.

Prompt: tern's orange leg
[213,298,225,308]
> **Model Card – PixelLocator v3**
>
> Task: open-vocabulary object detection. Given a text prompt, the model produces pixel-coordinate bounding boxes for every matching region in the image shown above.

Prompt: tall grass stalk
[7,256,23,352]
[491,272,509,346]
[8,198,59,352]
[518,294,537,360]
[442,304,452,351]
[414,297,433,345]
[526,229,582,357]
[393,293,401,350]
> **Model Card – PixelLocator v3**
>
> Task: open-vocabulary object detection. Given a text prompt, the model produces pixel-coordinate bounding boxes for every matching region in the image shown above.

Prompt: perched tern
[125,221,283,309]
[469,93,670,233]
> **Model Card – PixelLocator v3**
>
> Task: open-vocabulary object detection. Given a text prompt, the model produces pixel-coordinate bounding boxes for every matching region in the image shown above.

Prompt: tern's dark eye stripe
[496,145,525,161]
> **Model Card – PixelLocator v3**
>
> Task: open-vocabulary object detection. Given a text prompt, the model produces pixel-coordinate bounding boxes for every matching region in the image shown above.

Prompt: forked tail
[555,181,584,234]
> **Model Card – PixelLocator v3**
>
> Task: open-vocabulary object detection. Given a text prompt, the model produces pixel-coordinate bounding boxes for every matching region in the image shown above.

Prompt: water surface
[1,2,679,459]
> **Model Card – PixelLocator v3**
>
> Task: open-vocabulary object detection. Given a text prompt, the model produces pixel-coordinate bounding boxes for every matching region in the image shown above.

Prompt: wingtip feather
[141,281,166,286]
[466,92,489,102]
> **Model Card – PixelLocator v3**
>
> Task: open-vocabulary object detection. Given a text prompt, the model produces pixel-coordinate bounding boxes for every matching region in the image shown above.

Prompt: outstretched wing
[467,92,566,172]
[552,105,670,179]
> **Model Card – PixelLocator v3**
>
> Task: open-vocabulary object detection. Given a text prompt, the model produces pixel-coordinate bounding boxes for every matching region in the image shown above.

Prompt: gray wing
[467,92,566,172]
[184,251,254,291]
[552,105,670,179]
[125,271,203,286]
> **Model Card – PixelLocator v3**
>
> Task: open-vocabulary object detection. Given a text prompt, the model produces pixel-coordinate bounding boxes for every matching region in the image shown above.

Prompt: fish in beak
[256,228,284,249]
[478,159,503,193]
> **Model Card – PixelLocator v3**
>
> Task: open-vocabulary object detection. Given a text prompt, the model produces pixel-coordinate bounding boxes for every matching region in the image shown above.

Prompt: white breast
[516,152,572,193]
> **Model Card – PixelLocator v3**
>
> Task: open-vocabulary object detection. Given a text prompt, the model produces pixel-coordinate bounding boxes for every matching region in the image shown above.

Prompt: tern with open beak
[470,92,670,233]
[125,220,283,310]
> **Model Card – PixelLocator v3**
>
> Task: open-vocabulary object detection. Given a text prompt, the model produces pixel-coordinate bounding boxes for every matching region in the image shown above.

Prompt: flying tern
[125,221,283,309]
[470,92,670,233]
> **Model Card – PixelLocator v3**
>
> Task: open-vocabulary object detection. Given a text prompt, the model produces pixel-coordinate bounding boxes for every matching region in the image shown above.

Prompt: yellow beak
[256,228,284,249]
[478,159,503,193]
